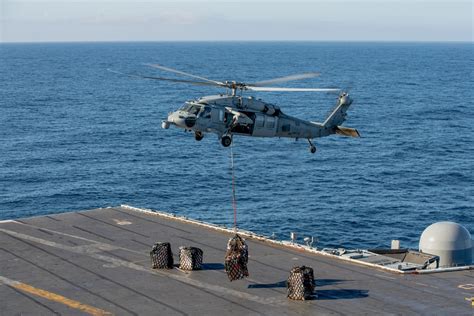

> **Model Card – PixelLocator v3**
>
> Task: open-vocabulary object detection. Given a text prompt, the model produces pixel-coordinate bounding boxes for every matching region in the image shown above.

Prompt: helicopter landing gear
[308,139,317,154]
[195,131,204,141]
[221,135,232,147]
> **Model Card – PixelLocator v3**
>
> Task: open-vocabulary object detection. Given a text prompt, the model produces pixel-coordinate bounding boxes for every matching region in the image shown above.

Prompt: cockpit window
[199,106,211,118]
[179,103,193,112]
[180,103,202,115]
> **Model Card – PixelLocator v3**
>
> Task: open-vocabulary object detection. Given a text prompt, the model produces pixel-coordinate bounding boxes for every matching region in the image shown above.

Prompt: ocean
[1,42,473,249]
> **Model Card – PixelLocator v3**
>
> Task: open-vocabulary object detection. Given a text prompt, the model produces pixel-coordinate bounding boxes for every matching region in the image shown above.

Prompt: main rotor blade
[247,86,340,92]
[250,72,320,87]
[108,69,220,87]
[144,63,224,86]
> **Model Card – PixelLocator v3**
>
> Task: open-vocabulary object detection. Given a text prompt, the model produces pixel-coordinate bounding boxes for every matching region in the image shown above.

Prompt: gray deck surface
[0,206,472,315]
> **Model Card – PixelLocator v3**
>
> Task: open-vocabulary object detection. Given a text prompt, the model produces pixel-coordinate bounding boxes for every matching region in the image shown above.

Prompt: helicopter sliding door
[211,108,223,123]
[252,113,278,137]
[229,112,254,135]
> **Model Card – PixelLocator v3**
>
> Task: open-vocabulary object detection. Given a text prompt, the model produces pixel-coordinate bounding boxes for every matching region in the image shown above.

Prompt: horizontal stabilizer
[335,126,360,138]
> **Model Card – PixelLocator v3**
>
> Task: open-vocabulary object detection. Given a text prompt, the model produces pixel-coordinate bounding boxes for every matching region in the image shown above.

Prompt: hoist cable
[230,140,237,232]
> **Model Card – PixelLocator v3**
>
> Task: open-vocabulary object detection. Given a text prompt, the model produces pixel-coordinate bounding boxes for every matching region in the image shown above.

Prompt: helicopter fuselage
[162,93,358,152]
[109,63,358,152]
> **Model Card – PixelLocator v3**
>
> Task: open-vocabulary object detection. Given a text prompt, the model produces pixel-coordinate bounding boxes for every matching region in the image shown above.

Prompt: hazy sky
[1,0,472,42]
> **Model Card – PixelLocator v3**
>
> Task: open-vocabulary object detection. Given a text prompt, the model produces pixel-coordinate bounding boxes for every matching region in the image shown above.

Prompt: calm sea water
[1,42,473,249]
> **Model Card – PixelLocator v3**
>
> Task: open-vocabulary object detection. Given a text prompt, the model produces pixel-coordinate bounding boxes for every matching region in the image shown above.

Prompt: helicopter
[110,64,360,153]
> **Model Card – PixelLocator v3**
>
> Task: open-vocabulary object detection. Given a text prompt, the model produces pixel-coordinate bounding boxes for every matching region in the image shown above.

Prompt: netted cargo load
[224,234,249,281]
[150,242,174,269]
[287,266,315,300]
[179,246,203,271]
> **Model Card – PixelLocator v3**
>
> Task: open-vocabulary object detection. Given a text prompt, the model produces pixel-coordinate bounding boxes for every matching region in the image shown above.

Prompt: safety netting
[150,242,174,269]
[224,234,249,281]
[287,266,315,300]
[179,246,203,270]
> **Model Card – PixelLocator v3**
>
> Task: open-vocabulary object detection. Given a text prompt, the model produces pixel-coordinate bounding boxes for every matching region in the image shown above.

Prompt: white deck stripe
[0,227,287,307]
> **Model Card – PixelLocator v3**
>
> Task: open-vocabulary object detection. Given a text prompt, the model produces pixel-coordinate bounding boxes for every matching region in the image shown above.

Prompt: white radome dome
[419,221,472,267]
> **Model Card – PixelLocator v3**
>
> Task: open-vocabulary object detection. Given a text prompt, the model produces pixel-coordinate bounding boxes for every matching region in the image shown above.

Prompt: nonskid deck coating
[0,206,472,315]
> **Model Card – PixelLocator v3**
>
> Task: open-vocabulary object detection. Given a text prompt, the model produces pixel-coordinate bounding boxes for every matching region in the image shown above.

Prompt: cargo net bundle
[179,246,203,271]
[287,266,315,300]
[150,242,174,269]
[224,234,249,281]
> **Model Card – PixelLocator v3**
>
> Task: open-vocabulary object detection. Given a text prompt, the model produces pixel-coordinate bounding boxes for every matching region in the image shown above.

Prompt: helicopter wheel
[195,131,204,141]
[221,135,232,147]
[307,139,317,154]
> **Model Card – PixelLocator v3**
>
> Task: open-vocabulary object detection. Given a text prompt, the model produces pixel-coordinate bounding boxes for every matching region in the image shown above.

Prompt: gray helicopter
[113,64,360,153]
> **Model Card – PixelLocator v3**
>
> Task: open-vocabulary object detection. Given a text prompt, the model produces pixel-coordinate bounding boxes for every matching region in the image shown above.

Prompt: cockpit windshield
[180,103,202,115]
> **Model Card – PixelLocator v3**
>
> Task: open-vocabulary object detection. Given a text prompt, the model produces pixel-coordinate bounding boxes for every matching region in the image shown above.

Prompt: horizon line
[1,39,473,44]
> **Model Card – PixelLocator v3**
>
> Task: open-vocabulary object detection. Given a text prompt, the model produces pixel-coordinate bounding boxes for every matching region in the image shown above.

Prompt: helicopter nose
[168,112,197,128]
[168,112,186,128]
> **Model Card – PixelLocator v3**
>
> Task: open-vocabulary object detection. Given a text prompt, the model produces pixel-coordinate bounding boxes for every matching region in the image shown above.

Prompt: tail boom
[322,92,360,138]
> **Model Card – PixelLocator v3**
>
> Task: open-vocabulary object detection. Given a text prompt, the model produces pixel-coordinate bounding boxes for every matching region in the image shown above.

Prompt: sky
[0,0,472,42]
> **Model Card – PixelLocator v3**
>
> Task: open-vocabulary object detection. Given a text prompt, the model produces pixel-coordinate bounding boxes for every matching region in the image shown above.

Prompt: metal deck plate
[1,206,472,315]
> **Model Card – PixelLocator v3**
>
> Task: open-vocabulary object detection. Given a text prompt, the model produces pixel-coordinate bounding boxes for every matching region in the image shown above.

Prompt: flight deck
[0,205,472,315]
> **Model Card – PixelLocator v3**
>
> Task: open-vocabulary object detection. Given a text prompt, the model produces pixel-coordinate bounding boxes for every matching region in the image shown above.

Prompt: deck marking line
[5,221,144,255]
[459,284,474,290]
[464,297,473,306]
[112,219,132,226]
[415,282,429,287]
[0,228,287,307]
[0,275,112,316]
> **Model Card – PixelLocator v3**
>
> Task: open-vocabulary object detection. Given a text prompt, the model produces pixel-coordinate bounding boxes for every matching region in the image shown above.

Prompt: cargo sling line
[225,142,250,282]
[230,142,237,232]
